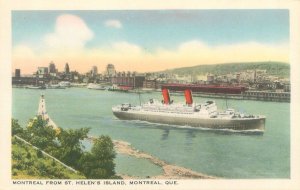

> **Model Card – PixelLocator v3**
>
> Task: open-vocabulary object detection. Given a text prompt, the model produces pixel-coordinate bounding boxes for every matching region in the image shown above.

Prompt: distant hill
[162,62,290,78]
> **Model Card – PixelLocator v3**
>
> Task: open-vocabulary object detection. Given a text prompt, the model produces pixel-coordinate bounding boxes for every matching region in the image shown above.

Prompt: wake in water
[112,118,264,136]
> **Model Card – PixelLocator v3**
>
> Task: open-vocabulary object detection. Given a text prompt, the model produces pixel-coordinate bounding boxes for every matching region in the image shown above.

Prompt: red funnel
[162,88,170,104]
[184,89,193,105]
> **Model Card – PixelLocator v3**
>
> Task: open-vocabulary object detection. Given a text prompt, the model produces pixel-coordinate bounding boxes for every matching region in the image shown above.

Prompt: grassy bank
[12,136,85,179]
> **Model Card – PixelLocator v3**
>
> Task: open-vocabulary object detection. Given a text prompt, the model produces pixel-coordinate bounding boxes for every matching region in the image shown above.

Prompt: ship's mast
[225,94,228,109]
[138,89,141,106]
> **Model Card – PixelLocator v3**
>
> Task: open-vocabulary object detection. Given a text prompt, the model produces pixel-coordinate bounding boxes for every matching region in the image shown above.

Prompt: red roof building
[161,84,247,94]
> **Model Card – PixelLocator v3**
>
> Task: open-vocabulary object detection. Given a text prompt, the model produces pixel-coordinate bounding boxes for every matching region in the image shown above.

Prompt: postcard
[1,0,300,190]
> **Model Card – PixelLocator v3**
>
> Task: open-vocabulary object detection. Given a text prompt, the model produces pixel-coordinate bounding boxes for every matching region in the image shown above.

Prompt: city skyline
[12,10,289,74]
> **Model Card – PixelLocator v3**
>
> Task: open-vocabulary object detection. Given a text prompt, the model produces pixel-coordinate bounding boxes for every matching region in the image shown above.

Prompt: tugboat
[112,89,265,131]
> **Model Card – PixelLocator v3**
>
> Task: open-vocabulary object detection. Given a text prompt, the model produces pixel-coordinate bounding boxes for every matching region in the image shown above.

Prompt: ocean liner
[112,89,265,131]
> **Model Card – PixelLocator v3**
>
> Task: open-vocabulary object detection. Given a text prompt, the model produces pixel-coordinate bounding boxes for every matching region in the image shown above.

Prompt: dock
[171,91,290,102]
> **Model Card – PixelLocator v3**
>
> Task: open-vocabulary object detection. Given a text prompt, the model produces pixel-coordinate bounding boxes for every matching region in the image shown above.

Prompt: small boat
[46,84,66,89]
[107,84,129,92]
[87,83,106,90]
[26,85,46,89]
[112,89,266,131]
[59,81,71,88]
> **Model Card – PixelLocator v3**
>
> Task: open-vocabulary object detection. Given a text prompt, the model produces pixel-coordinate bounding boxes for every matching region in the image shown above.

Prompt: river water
[12,88,290,178]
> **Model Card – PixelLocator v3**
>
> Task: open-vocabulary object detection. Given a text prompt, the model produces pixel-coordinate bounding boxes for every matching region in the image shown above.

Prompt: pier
[171,91,290,102]
[37,94,58,129]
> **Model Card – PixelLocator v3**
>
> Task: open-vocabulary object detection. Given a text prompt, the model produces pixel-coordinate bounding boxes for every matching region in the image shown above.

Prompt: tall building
[49,61,56,73]
[64,63,70,74]
[91,66,98,77]
[106,64,116,77]
[37,67,49,79]
[38,67,48,75]
[15,69,21,78]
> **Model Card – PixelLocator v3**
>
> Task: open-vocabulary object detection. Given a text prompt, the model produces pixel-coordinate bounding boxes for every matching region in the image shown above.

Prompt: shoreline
[12,86,290,103]
[113,140,216,179]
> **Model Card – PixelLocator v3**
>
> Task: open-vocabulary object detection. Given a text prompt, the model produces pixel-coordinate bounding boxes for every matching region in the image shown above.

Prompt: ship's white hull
[112,109,265,131]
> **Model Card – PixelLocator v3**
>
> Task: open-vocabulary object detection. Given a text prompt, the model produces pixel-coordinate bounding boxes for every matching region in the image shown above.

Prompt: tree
[36,150,43,158]
[79,135,116,179]
[56,128,90,168]
[12,137,86,179]
[92,136,115,163]
[12,118,118,179]
[12,119,23,136]
[24,116,58,150]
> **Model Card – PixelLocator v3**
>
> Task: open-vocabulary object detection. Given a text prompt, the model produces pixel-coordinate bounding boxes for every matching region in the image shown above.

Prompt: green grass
[12,137,86,179]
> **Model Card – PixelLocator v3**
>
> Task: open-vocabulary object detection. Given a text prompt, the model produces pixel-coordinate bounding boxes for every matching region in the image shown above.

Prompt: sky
[12,10,289,74]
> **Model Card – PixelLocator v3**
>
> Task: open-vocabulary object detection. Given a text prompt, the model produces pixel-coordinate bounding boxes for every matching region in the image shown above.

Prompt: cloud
[13,44,35,58]
[11,14,289,74]
[178,40,208,52]
[152,40,289,70]
[13,39,289,74]
[12,44,42,74]
[104,19,122,29]
[82,40,289,72]
[111,41,142,54]
[43,14,94,50]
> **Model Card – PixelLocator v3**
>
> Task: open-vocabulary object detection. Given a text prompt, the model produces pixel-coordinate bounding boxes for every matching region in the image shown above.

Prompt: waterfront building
[143,79,158,89]
[49,61,57,77]
[239,70,256,82]
[236,73,241,83]
[64,63,70,74]
[12,75,50,86]
[38,67,48,75]
[161,84,247,94]
[111,74,145,89]
[106,64,116,77]
[252,81,284,91]
[49,61,56,73]
[83,76,90,83]
[242,91,290,102]
[91,66,98,77]
[37,67,49,78]
[15,69,21,78]
[174,74,193,83]
[12,76,36,85]
[284,83,290,92]
[207,75,214,84]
